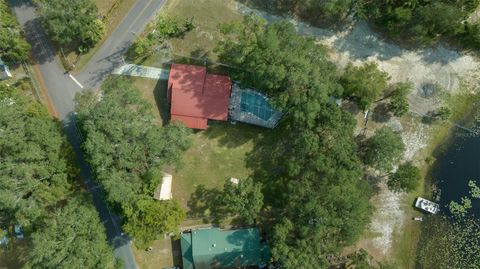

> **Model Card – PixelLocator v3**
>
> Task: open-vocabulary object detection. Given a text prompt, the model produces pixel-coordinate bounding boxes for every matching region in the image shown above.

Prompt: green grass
[128,74,266,264]
[131,77,169,125]
[390,183,425,268]
[127,0,260,214]
[170,122,264,210]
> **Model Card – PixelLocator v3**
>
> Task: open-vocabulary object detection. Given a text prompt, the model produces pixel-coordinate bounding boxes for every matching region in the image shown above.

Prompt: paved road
[9,0,166,268]
[77,0,166,90]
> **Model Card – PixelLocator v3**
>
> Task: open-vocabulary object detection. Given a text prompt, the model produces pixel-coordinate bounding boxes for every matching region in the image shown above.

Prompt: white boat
[415,197,440,214]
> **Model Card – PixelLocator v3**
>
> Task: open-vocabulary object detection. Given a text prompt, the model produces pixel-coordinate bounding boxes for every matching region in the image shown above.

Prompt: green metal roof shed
[180,227,270,269]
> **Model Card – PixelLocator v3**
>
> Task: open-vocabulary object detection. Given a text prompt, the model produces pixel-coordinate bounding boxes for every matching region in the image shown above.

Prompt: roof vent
[212,243,216,247]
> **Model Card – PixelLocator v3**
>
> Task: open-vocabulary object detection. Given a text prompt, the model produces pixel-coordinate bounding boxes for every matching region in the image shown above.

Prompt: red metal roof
[171,115,208,130]
[168,64,231,129]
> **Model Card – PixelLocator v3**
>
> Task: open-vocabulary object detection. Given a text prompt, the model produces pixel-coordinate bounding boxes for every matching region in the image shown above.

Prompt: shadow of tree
[203,121,264,149]
[420,45,463,65]
[371,102,392,123]
[187,184,225,225]
[152,79,170,125]
[22,18,57,65]
[170,238,183,267]
[244,126,289,209]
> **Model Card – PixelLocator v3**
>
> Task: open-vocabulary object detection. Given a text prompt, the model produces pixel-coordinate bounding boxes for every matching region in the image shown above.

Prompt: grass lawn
[170,121,264,210]
[164,0,241,59]
[131,77,169,125]
[135,0,242,68]
[390,178,426,268]
[65,0,137,71]
[132,237,182,269]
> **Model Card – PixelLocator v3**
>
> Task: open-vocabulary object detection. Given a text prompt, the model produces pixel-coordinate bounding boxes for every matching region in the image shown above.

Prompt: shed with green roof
[180,227,270,269]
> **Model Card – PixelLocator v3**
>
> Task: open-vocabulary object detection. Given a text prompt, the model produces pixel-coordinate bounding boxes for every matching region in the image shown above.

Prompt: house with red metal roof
[168,64,232,129]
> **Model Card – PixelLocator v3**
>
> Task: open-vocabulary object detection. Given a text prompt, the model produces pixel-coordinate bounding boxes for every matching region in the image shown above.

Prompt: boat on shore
[415,197,440,214]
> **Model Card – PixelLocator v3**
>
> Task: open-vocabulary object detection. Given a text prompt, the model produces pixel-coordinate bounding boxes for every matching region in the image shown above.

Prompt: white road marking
[69,74,84,89]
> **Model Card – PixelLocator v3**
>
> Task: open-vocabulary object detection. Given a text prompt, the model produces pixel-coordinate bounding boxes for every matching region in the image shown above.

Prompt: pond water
[433,121,480,216]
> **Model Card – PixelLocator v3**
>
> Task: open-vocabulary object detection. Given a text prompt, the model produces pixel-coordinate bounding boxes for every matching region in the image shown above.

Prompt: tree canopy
[359,0,480,49]
[123,198,185,248]
[75,77,191,245]
[35,0,105,51]
[217,15,342,126]
[25,198,115,269]
[387,82,412,117]
[266,104,372,268]
[340,62,390,110]
[245,0,480,51]
[0,0,31,62]
[242,0,356,25]
[362,127,405,172]
[387,162,420,192]
[217,15,373,268]
[0,84,72,227]
[0,84,114,268]
[219,178,263,225]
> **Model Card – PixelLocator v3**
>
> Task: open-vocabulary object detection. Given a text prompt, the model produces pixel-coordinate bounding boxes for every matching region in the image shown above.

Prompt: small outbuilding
[181,227,270,269]
[153,173,173,201]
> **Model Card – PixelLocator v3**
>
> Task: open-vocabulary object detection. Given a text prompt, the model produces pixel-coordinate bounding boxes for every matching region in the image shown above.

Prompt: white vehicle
[415,197,440,214]
[14,225,24,239]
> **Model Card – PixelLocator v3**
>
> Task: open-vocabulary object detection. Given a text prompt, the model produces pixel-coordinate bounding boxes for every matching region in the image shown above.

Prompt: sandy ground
[237,3,479,260]
[362,118,427,259]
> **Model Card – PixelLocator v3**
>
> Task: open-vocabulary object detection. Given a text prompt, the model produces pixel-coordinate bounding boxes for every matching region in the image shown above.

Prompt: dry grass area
[140,0,242,68]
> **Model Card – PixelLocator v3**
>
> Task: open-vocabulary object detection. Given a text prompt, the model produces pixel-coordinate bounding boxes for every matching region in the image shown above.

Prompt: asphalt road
[9,0,166,268]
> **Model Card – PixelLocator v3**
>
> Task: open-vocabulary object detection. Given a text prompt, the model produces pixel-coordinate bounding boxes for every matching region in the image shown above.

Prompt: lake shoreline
[411,91,480,266]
